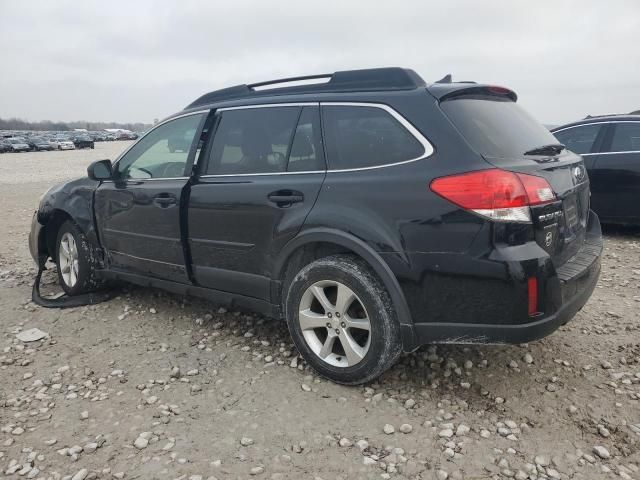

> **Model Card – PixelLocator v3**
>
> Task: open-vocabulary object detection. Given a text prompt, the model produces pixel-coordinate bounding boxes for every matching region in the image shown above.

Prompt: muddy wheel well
[278,241,364,310]
[44,210,73,261]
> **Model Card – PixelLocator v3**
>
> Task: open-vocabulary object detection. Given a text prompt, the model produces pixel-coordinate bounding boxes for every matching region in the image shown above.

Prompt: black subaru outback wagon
[30,68,602,384]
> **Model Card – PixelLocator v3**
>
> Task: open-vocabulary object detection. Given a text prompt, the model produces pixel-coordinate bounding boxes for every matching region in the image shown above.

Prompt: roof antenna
[436,74,452,84]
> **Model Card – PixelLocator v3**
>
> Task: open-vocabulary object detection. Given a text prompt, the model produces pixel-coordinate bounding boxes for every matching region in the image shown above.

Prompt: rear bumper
[411,250,600,346]
[394,211,603,350]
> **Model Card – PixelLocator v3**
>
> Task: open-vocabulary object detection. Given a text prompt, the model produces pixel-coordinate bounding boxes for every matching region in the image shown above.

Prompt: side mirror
[87,159,113,181]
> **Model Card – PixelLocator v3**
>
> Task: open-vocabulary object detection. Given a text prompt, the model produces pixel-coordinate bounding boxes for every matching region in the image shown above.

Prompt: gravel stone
[339,437,352,447]
[593,446,611,459]
[399,423,413,434]
[134,437,149,449]
[71,469,88,480]
[240,437,254,446]
[356,439,369,451]
[436,470,449,480]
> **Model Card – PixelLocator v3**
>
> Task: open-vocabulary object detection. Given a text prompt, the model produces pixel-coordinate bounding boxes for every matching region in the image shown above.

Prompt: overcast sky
[1,0,638,125]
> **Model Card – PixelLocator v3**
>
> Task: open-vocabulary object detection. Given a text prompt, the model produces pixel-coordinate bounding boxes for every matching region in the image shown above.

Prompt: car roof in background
[552,114,640,131]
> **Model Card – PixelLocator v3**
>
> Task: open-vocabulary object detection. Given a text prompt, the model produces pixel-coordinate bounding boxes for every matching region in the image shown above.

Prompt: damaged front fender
[30,177,102,264]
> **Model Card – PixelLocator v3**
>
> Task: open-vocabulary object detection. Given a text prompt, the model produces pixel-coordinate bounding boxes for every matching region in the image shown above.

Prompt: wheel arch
[39,209,73,261]
[36,177,102,262]
[272,228,417,351]
[39,207,101,265]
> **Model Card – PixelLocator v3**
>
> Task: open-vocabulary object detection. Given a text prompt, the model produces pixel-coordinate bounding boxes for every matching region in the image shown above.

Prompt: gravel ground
[1,143,639,480]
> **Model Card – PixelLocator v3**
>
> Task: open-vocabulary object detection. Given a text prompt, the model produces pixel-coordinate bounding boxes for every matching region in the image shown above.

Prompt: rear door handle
[153,194,177,207]
[268,190,304,206]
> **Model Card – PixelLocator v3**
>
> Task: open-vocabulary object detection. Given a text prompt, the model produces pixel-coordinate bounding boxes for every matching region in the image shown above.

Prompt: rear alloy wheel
[285,255,402,385]
[299,280,371,367]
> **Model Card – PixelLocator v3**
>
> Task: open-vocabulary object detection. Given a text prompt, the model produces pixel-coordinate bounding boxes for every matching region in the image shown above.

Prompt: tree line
[0,117,152,132]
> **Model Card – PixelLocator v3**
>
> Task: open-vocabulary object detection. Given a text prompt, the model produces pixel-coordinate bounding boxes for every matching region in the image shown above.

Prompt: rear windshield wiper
[524,144,566,156]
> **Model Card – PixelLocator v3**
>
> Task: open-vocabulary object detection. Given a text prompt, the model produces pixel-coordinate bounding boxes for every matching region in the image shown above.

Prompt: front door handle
[268,190,304,206]
[153,194,177,207]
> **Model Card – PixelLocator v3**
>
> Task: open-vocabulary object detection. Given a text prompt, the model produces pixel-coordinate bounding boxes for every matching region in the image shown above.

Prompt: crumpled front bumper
[29,211,45,265]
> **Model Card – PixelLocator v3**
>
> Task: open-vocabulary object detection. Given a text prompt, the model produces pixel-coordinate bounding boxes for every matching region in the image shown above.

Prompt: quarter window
[553,124,602,155]
[117,113,205,179]
[610,123,640,152]
[207,107,301,175]
[322,105,424,170]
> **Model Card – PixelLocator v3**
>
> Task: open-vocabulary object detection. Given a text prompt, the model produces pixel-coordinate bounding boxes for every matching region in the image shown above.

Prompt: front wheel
[55,220,100,295]
[285,255,402,385]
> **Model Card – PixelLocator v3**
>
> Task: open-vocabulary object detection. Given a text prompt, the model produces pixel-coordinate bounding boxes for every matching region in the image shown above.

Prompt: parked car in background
[29,67,603,384]
[29,137,55,151]
[48,138,61,150]
[7,138,31,152]
[115,131,137,140]
[72,135,95,149]
[552,114,640,225]
[57,139,76,150]
[0,140,12,153]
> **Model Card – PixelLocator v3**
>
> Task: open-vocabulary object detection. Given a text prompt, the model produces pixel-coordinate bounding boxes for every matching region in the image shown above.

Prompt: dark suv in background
[552,114,640,225]
[72,134,95,149]
[30,68,602,384]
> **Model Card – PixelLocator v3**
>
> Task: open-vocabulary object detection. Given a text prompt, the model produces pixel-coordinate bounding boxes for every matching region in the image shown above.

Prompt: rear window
[441,97,559,160]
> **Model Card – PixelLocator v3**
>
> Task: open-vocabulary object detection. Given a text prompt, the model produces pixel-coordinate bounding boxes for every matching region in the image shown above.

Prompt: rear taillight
[430,168,555,223]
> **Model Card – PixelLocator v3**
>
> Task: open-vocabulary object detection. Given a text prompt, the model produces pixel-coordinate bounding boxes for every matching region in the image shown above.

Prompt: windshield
[441,96,559,159]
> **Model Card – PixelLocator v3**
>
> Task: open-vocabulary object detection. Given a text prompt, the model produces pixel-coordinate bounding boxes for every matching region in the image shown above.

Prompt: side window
[287,106,325,172]
[553,124,602,155]
[117,113,205,179]
[609,123,640,152]
[207,107,300,175]
[322,105,424,170]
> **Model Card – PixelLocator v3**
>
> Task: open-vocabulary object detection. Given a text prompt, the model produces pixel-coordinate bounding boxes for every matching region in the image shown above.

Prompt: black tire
[55,220,101,295]
[285,254,402,385]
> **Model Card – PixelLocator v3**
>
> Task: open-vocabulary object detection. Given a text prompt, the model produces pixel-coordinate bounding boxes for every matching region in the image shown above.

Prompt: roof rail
[185,67,426,109]
[584,113,614,119]
[584,112,640,119]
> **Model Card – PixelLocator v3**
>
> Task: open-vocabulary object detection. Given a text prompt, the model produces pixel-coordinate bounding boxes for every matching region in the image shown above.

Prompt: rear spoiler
[429,84,517,102]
